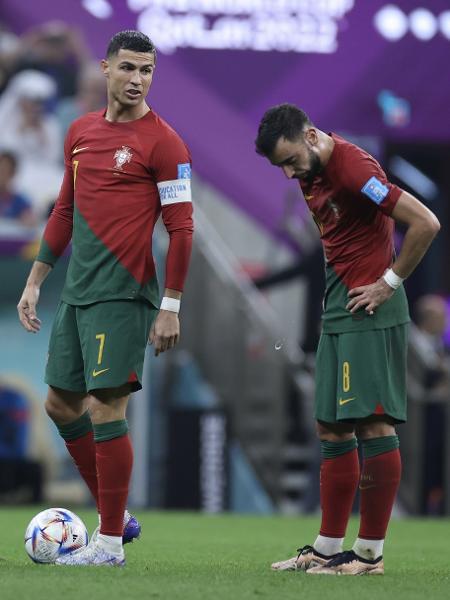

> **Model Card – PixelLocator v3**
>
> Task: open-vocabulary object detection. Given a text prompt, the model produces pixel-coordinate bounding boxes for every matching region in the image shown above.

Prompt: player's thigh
[316,419,355,441]
[336,325,408,422]
[314,333,340,423]
[45,301,86,393]
[76,300,158,393]
[356,414,397,439]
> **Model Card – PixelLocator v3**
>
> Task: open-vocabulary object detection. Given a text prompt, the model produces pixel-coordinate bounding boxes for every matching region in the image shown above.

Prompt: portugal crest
[113,146,133,170]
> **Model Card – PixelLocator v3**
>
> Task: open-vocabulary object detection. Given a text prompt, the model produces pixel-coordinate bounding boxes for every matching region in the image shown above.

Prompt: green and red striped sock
[94,420,133,537]
[319,439,360,538]
[58,412,99,510]
[358,436,401,540]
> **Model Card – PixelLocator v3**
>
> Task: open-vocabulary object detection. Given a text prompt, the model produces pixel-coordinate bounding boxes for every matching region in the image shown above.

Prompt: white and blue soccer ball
[24,508,88,564]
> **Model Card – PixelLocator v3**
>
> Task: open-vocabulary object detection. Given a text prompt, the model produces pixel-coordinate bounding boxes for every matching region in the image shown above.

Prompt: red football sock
[358,449,401,540]
[320,448,360,537]
[65,431,99,510]
[96,435,133,537]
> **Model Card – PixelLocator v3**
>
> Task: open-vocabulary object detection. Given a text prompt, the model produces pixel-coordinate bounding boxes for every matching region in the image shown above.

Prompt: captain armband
[157,178,192,206]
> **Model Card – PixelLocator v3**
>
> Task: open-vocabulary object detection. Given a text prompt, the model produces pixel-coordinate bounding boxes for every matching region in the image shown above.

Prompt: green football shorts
[314,324,409,424]
[46,300,158,393]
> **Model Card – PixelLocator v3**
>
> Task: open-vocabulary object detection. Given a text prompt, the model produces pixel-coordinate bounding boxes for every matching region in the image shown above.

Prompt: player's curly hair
[255,103,313,157]
[107,30,157,62]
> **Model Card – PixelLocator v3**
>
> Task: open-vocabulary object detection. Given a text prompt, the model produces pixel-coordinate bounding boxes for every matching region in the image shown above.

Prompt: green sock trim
[321,438,358,459]
[361,435,399,459]
[93,419,129,443]
[57,411,92,441]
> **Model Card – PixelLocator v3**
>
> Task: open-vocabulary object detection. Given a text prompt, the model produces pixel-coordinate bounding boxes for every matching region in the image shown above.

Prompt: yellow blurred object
[20,238,40,261]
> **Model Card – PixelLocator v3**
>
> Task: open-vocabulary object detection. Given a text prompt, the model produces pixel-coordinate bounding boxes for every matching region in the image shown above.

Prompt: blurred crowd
[0,21,106,230]
[0,22,106,502]
[408,294,450,514]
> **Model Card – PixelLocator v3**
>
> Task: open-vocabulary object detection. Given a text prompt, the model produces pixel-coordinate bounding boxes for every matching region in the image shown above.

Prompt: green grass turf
[1,508,449,600]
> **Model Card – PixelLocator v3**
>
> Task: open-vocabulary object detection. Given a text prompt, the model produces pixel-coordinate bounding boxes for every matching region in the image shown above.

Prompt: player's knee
[88,397,110,422]
[88,387,130,423]
[45,396,69,424]
[45,387,86,424]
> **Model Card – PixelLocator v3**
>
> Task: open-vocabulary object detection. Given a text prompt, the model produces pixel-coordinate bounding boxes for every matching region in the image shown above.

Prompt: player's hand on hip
[149,310,180,356]
[346,278,394,315]
[17,284,42,333]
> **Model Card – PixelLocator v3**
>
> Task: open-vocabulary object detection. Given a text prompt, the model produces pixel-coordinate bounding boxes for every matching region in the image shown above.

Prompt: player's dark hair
[106,30,157,62]
[255,103,314,157]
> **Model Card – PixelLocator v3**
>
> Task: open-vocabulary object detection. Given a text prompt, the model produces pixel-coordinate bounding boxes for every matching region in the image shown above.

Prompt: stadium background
[0,0,449,524]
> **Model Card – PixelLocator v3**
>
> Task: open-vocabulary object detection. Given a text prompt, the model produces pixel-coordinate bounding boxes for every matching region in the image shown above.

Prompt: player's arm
[341,150,440,313]
[149,287,183,356]
[347,191,440,313]
[17,261,52,332]
[17,133,75,332]
[149,136,194,356]
[387,191,440,278]
[150,201,193,356]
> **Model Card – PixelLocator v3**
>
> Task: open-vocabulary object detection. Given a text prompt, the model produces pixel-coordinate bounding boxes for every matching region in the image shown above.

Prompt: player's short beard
[303,149,322,183]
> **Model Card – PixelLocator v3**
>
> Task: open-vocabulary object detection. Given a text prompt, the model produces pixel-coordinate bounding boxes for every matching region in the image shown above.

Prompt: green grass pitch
[1,508,449,600]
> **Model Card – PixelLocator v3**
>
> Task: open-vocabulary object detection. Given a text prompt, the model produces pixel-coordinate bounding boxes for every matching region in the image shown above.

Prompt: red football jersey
[37,109,193,307]
[300,134,409,333]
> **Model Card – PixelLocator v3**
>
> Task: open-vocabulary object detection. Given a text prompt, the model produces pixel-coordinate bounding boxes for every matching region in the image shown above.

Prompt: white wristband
[160,296,181,313]
[383,268,404,290]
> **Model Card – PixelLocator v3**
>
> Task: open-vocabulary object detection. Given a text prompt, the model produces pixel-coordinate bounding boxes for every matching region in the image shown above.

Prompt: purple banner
[2,0,449,237]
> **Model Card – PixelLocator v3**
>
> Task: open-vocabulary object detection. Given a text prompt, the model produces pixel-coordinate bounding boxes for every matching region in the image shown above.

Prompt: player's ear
[101,59,110,78]
[304,127,318,147]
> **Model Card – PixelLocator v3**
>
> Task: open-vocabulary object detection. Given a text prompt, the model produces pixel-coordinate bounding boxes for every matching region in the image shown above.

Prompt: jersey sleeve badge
[177,163,191,179]
[361,176,389,205]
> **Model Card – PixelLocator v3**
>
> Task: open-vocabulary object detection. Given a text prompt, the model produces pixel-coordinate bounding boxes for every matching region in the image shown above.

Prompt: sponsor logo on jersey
[92,368,110,377]
[72,146,90,155]
[113,146,133,170]
[157,178,192,206]
[177,163,191,179]
[339,396,356,406]
[361,176,389,205]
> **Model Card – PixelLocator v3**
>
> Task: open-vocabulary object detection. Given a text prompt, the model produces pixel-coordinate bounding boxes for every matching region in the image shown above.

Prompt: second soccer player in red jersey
[17,31,193,566]
[256,104,440,575]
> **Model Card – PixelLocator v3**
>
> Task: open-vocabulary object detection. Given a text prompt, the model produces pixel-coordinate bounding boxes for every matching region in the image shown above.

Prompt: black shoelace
[325,550,381,567]
[325,550,358,566]
[296,545,315,557]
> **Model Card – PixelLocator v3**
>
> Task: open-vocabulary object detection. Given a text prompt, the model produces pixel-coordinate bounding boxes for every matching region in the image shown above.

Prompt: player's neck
[318,131,335,167]
[105,100,151,123]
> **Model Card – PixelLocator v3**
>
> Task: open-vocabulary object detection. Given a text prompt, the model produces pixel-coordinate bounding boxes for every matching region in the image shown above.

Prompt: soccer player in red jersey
[17,31,193,566]
[256,104,440,575]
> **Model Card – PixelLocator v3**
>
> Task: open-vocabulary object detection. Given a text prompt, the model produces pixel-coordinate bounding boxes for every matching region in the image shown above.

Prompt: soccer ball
[24,508,88,564]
